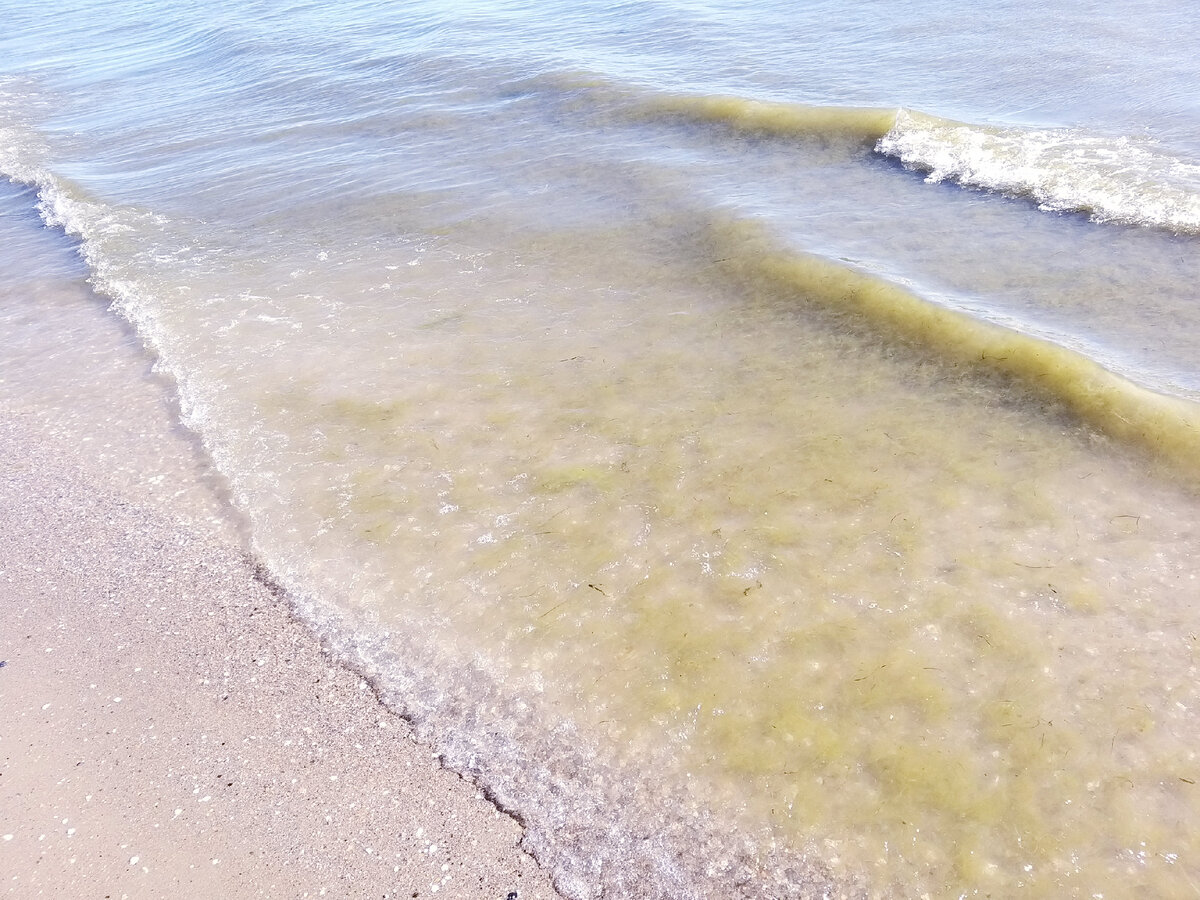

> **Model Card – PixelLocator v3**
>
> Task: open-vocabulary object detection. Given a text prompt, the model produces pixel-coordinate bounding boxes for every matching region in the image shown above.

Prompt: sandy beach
[0,276,563,898]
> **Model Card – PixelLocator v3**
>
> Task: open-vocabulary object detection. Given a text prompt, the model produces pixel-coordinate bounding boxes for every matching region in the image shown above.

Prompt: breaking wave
[630,89,1200,233]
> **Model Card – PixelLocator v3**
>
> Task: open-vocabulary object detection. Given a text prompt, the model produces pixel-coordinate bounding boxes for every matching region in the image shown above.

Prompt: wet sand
[0,273,564,899]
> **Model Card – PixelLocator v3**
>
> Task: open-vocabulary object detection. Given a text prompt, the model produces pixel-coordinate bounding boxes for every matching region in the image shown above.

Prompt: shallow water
[3,2,1200,896]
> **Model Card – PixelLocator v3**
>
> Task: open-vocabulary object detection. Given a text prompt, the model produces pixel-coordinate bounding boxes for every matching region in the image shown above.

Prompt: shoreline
[0,280,564,899]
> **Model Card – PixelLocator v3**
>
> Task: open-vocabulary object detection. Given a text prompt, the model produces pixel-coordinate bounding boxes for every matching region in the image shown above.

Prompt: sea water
[3,1,1200,896]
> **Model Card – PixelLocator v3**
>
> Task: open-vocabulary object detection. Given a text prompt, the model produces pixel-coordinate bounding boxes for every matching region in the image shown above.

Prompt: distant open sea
[4,2,1200,896]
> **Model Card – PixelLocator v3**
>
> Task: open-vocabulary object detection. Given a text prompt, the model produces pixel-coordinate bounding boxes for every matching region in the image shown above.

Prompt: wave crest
[878,109,1200,233]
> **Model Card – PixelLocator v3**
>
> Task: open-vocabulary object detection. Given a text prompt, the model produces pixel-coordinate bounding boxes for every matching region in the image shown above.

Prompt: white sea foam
[1,122,854,897]
[878,109,1200,233]
[8,10,1200,890]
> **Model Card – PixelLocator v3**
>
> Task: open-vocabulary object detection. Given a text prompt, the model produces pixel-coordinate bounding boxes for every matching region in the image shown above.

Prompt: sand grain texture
[0,267,564,899]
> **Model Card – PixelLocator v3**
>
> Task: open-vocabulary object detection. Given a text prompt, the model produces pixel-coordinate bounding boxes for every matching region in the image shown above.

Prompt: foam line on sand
[0,302,563,899]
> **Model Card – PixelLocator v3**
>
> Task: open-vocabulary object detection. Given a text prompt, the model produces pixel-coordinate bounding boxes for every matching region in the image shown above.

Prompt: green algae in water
[233,235,1200,898]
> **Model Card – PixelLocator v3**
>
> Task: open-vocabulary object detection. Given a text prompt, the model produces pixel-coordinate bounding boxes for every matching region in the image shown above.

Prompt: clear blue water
[4,2,1200,896]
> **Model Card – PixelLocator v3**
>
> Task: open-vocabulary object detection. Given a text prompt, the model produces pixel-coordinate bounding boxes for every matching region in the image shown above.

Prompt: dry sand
[0,273,565,898]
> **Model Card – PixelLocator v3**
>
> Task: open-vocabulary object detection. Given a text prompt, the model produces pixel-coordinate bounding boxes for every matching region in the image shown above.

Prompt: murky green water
[4,2,1200,895]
